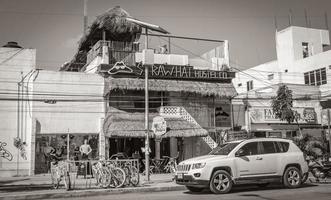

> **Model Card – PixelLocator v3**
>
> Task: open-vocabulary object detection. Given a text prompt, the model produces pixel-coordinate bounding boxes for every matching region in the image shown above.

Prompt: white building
[233,26,331,98]
[0,42,104,177]
[232,26,331,140]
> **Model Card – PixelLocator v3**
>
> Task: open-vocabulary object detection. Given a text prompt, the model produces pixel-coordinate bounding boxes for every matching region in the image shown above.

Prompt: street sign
[152,116,167,136]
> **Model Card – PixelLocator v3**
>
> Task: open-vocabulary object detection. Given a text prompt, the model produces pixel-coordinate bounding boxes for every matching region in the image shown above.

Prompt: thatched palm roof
[62,6,142,71]
[105,77,237,97]
[103,107,208,138]
[78,6,142,52]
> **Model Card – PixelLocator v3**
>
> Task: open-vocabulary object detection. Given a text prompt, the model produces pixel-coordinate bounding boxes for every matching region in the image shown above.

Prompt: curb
[0,185,186,200]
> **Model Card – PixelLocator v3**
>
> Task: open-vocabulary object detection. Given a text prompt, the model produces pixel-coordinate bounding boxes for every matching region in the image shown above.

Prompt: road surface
[52,183,331,200]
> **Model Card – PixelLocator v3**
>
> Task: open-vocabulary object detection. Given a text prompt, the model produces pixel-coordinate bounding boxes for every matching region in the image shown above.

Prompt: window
[309,71,315,85]
[304,67,327,86]
[109,90,165,112]
[239,142,259,156]
[321,68,327,84]
[286,131,297,138]
[274,142,282,153]
[268,132,282,138]
[268,74,274,80]
[323,44,331,52]
[209,142,241,155]
[246,80,253,91]
[278,142,290,152]
[261,141,277,154]
[302,42,309,58]
[304,72,309,84]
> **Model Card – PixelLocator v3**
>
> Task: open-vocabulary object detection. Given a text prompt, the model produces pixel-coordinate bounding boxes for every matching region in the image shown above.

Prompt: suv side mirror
[235,149,245,157]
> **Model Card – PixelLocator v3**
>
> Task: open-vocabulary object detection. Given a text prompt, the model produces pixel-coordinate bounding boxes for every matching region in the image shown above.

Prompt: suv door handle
[256,157,263,160]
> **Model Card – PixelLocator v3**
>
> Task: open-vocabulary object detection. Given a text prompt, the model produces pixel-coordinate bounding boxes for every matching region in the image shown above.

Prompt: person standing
[79,139,92,160]
[43,141,55,173]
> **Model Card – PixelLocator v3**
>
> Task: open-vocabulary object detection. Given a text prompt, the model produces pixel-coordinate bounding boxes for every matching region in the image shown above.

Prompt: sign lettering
[250,107,317,124]
[98,63,235,82]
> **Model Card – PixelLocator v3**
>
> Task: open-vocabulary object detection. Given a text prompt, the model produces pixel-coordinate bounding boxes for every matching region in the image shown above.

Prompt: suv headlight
[192,162,206,169]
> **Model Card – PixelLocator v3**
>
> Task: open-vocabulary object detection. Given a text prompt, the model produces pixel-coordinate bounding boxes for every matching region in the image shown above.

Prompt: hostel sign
[250,107,317,124]
[98,62,235,82]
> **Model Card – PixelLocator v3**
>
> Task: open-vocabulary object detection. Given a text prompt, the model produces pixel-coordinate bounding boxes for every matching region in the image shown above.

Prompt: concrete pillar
[99,118,106,159]
[29,118,37,176]
[169,137,177,157]
[155,140,160,159]
[195,137,201,157]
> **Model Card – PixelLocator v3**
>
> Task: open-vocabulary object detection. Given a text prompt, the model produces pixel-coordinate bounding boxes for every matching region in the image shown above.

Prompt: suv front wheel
[209,170,233,194]
[283,166,302,188]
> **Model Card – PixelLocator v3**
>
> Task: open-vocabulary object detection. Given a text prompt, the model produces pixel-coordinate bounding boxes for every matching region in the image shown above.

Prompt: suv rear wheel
[209,170,233,194]
[283,166,302,188]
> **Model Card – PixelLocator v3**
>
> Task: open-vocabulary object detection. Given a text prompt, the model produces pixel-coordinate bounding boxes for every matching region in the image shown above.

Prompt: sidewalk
[0,173,185,200]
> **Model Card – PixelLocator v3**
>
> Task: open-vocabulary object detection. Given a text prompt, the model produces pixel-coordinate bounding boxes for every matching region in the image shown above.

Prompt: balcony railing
[86,40,138,66]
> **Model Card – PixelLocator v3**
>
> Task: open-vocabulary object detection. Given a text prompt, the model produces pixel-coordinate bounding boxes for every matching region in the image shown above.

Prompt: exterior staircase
[159,106,218,149]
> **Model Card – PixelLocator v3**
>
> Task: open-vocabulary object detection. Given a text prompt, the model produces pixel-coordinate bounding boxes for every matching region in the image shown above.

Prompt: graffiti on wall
[0,141,13,161]
[13,137,27,160]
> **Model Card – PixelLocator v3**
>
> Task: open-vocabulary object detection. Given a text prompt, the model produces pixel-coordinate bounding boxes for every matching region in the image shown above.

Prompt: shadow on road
[0,178,29,185]
[0,184,53,193]
[183,183,319,195]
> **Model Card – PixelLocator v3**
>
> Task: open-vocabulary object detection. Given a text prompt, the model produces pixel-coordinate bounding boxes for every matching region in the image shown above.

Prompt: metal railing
[50,159,140,190]
[86,40,138,66]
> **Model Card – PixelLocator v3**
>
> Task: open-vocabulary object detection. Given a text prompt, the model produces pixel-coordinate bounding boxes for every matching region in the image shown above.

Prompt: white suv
[175,138,308,194]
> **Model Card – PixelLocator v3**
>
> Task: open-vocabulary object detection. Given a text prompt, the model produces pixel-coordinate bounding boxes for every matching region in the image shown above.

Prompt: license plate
[177,173,183,179]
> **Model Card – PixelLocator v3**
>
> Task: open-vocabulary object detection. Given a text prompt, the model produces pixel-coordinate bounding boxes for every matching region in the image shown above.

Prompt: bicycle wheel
[129,166,139,186]
[51,168,60,189]
[99,168,111,188]
[63,171,71,191]
[111,167,126,188]
[122,166,130,186]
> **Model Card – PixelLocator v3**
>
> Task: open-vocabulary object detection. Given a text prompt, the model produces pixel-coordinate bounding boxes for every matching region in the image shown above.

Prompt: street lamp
[126,17,169,182]
[142,28,154,182]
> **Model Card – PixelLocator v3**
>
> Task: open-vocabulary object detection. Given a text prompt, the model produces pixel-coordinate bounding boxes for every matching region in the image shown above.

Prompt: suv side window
[277,142,290,152]
[261,141,277,154]
[239,142,259,156]
[273,141,282,153]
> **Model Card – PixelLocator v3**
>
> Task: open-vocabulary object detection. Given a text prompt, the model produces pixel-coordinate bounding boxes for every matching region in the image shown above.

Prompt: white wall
[135,52,189,65]
[233,61,279,94]
[32,71,105,134]
[0,47,36,177]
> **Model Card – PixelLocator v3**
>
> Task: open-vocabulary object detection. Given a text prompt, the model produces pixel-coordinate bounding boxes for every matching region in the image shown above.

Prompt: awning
[103,108,208,138]
[104,77,237,97]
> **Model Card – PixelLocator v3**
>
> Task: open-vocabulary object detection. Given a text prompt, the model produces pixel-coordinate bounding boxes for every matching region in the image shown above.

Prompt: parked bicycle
[92,160,126,188]
[162,155,178,173]
[121,160,140,186]
[50,154,71,190]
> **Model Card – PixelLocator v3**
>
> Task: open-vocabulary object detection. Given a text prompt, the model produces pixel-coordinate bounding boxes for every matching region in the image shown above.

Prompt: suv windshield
[209,142,241,155]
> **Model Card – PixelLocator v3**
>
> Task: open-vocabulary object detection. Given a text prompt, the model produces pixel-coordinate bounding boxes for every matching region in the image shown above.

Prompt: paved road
[52,183,331,200]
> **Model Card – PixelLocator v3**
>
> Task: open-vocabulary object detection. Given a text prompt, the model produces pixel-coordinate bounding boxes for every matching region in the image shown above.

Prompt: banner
[250,107,317,124]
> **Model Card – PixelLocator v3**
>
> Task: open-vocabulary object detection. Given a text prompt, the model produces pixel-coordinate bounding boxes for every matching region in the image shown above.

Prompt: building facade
[0,7,236,177]
[232,26,330,143]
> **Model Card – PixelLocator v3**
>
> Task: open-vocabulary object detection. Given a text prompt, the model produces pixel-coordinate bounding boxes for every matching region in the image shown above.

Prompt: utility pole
[289,9,293,26]
[144,28,150,182]
[83,0,88,35]
[328,109,331,156]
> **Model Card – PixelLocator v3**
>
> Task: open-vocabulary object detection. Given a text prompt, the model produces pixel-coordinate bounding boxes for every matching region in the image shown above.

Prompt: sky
[1,0,331,71]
